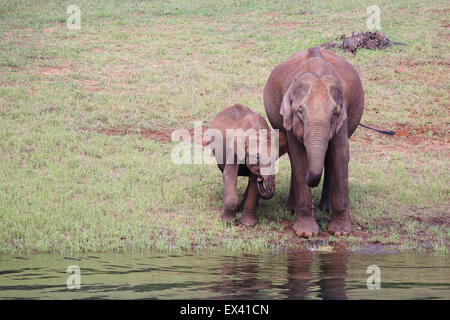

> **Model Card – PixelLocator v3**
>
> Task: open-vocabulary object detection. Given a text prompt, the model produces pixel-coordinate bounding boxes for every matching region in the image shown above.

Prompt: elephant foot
[220,208,237,224]
[240,211,258,227]
[327,214,352,236]
[293,216,319,238]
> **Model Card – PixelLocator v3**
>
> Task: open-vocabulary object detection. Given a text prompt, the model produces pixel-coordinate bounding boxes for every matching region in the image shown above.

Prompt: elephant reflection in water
[285,251,349,300]
[209,254,274,299]
[316,252,349,300]
[284,251,314,299]
[211,252,349,300]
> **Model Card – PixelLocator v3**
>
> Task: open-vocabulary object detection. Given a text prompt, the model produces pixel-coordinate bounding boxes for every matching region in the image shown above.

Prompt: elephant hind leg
[318,153,331,212]
[239,182,249,212]
[221,164,239,223]
[240,173,259,227]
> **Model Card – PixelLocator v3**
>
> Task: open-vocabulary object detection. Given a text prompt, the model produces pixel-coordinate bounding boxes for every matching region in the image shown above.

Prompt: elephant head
[244,129,278,199]
[280,72,347,187]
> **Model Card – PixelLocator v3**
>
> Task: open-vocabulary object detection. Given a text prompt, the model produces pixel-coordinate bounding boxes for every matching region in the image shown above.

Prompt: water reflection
[283,251,314,299]
[209,254,274,299]
[0,252,448,299]
[316,252,349,300]
[209,252,349,299]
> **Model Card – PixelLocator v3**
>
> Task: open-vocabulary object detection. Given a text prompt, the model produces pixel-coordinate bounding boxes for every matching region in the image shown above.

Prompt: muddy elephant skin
[207,104,287,226]
[263,47,364,237]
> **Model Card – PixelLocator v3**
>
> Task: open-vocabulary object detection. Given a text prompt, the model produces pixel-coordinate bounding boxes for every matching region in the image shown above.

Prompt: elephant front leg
[318,152,331,212]
[221,164,239,224]
[284,170,296,214]
[240,173,259,227]
[326,132,352,236]
[288,135,319,237]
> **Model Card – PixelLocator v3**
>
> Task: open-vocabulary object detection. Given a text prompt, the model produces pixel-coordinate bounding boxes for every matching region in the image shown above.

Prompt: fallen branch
[320,31,406,54]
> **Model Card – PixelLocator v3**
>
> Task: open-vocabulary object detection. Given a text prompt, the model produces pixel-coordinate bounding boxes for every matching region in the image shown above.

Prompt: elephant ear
[335,103,347,134]
[331,85,347,134]
[280,91,293,131]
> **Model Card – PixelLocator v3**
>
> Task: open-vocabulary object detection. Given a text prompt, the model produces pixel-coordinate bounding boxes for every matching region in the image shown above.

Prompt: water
[0,251,448,299]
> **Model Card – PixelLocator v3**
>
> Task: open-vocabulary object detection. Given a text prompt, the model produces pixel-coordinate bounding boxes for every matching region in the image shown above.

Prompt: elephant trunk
[256,175,275,200]
[304,121,329,188]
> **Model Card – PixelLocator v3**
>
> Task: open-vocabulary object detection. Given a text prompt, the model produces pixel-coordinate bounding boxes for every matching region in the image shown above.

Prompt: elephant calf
[207,104,287,226]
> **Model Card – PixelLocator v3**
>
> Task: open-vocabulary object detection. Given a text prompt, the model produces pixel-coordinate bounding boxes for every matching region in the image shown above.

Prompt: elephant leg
[284,170,296,214]
[318,151,332,212]
[327,128,352,236]
[221,164,240,224]
[287,134,319,237]
[239,181,249,212]
[240,173,259,226]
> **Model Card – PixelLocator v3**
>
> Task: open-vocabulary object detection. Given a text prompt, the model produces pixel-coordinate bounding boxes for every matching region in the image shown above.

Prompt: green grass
[0,0,448,254]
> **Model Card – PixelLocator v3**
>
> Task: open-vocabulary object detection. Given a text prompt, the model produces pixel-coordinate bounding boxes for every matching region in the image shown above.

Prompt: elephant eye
[333,108,338,116]
[297,108,303,115]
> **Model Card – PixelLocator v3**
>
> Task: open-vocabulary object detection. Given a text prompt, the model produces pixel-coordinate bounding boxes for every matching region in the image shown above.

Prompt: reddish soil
[426,214,450,227]
[93,127,173,142]
[403,59,450,67]
[85,125,210,144]
[394,66,406,73]
[43,27,56,33]
[266,11,279,17]
[394,123,448,141]
[232,43,254,50]
[359,122,449,157]
[268,22,303,28]
[36,65,76,76]
[428,8,450,13]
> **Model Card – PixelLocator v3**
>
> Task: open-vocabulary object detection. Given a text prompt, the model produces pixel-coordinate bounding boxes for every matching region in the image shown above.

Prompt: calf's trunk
[256,175,275,199]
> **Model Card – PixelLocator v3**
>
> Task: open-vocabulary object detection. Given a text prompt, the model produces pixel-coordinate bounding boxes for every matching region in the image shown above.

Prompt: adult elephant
[263,47,364,237]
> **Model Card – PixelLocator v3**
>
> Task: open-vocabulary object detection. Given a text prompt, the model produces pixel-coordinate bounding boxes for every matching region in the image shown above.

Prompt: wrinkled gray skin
[208,104,287,226]
[263,47,364,237]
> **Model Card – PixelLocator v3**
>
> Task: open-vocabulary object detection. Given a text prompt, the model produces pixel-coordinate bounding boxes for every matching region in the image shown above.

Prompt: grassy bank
[0,0,448,254]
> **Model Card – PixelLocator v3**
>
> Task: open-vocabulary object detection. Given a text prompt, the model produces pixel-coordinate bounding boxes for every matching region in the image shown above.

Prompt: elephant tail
[359,123,396,135]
